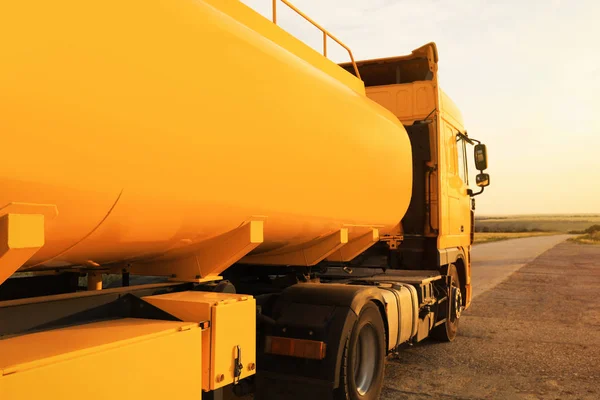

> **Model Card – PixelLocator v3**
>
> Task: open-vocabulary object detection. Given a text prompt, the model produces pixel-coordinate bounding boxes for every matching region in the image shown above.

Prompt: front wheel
[431,263,462,342]
[335,302,386,400]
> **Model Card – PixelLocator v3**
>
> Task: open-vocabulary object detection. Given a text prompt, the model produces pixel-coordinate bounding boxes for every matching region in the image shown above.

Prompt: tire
[334,302,386,400]
[431,263,461,342]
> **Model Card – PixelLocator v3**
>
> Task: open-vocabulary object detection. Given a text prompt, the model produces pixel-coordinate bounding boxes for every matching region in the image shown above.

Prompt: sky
[240,0,600,215]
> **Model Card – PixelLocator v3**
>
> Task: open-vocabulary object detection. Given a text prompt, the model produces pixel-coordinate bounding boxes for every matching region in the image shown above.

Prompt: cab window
[456,135,468,184]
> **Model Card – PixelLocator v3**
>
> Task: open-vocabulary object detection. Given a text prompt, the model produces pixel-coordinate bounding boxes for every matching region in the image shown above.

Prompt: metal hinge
[381,235,403,250]
[199,320,211,331]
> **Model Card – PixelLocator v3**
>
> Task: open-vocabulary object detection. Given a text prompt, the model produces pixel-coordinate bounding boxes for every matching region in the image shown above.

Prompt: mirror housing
[476,173,490,187]
[474,144,488,171]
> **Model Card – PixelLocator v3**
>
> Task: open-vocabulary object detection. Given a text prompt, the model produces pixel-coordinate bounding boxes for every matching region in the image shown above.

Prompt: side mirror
[476,173,490,187]
[474,144,488,171]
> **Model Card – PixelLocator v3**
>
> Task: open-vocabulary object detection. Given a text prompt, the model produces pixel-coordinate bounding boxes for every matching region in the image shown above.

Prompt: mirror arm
[457,131,481,145]
[468,187,485,197]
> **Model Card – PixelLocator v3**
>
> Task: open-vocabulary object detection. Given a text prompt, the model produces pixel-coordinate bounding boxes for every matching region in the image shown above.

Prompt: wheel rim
[354,323,379,395]
[451,286,463,321]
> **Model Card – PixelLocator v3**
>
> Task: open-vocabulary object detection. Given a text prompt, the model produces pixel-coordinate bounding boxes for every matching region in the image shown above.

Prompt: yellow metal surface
[0,319,202,400]
[366,82,436,125]
[439,90,466,132]
[326,228,380,262]
[244,228,348,266]
[129,220,264,282]
[437,90,471,253]
[0,212,45,286]
[0,0,412,281]
[143,291,256,391]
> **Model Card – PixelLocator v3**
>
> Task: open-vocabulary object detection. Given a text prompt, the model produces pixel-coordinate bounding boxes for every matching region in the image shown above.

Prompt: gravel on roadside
[382,242,600,400]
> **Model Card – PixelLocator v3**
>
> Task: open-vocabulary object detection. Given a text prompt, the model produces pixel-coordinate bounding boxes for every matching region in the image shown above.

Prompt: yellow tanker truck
[0,1,490,399]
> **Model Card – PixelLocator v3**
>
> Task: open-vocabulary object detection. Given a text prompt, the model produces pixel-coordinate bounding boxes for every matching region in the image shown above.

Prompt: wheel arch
[453,256,467,308]
[439,248,468,308]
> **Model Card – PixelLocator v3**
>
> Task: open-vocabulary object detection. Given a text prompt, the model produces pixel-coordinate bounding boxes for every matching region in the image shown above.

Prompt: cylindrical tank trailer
[0,0,411,277]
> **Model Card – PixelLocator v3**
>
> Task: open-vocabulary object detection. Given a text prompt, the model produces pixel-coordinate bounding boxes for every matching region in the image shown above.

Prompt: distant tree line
[568,225,600,234]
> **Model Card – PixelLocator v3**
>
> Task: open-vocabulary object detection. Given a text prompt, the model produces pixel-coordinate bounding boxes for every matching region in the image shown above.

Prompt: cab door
[440,121,471,248]
[455,134,472,246]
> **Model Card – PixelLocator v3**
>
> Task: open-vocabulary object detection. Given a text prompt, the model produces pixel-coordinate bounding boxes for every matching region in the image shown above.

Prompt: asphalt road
[470,234,572,299]
[383,236,600,400]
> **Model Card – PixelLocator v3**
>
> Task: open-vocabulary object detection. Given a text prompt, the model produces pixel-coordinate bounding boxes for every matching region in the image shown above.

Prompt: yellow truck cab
[341,43,489,310]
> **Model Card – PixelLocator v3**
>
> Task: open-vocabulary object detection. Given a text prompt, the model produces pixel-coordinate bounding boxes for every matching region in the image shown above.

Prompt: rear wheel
[431,264,462,342]
[335,302,386,400]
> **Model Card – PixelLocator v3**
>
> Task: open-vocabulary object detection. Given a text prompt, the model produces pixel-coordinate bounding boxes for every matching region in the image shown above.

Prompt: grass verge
[568,231,600,245]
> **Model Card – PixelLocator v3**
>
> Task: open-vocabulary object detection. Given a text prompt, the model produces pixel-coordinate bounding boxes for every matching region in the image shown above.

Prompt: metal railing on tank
[271,0,361,79]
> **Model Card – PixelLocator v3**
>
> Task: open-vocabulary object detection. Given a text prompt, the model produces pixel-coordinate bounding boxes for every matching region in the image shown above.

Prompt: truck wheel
[431,264,462,342]
[335,302,386,400]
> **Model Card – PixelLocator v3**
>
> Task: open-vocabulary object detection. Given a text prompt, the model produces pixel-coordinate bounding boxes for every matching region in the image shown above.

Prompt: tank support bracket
[326,228,379,262]
[129,220,264,282]
[0,203,57,286]
[243,228,348,266]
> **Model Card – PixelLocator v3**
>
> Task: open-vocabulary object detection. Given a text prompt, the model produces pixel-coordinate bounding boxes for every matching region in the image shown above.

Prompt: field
[474,231,560,244]
[475,214,600,233]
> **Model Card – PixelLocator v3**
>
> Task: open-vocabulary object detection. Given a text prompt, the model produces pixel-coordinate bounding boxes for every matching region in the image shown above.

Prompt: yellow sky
[242,0,599,215]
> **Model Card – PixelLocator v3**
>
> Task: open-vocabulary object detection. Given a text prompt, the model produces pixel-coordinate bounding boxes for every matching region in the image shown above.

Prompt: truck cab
[341,43,490,309]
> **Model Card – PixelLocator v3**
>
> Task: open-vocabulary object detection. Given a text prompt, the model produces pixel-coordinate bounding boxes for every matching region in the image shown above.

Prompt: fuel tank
[0,0,412,278]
